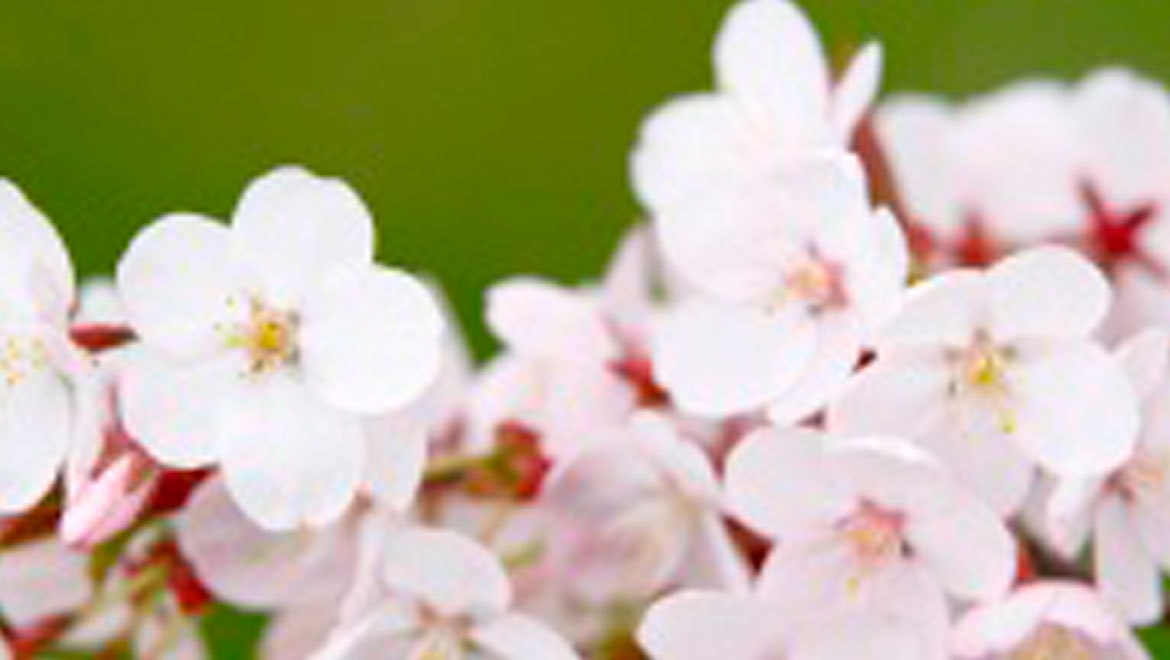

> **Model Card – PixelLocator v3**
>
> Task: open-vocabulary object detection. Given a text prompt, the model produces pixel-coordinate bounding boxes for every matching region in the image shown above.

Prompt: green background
[3,0,1169,656]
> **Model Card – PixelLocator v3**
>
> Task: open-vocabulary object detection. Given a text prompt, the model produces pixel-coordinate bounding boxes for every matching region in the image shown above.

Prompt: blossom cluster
[0,0,1168,658]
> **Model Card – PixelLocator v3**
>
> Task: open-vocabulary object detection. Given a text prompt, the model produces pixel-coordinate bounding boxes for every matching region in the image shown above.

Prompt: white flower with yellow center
[116,166,444,530]
[830,247,1140,515]
[0,181,96,514]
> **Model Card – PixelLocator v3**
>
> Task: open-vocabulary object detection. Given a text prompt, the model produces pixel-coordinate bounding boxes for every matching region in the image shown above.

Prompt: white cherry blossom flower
[1046,329,1170,624]
[0,181,96,514]
[724,427,1016,657]
[830,247,1140,514]
[543,412,748,602]
[116,166,445,530]
[951,581,1148,660]
[652,158,908,422]
[312,527,578,660]
[632,0,882,217]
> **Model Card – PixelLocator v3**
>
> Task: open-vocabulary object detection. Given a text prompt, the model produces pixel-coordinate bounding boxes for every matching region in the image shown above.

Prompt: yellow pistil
[954,332,1018,434]
[839,501,905,597]
[222,297,298,375]
[1011,625,1097,660]
[0,335,48,388]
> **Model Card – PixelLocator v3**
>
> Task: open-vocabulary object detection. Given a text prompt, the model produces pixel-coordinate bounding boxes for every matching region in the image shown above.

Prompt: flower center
[839,500,906,597]
[1010,625,1098,660]
[223,298,298,375]
[774,257,846,313]
[0,335,48,387]
[951,332,1018,434]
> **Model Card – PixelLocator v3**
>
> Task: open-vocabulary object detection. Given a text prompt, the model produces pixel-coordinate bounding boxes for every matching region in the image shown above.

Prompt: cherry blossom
[543,412,748,602]
[951,582,1148,660]
[830,247,1140,514]
[115,166,445,530]
[312,527,578,659]
[1046,329,1170,624]
[632,0,881,217]
[651,157,907,422]
[724,427,1016,657]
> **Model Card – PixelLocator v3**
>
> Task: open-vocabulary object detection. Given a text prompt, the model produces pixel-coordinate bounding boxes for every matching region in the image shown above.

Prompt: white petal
[878,270,984,350]
[827,349,951,440]
[486,277,616,363]
[362,413,429,511]
[988,247,1111,341]
[299,266,443,415]
[1115,329,1170,399]
[0,181,75,323]
[653,300,817,416]
[874,95,962,235]
[1094,498,1163,625]
[1012,342,1140,476]
[263,606,339,660]
[218,376,365,531]
[231,166,375,304]
[471,614,578,660]
[1045,477,1103,558]
[793,610,942,660]
[724,426,852,538]
[118,347,235,469]
[177,478,357,609]
[0,538,92,627]
[637,591,782,660]
[379,528,511,618]
[116,213,236,358]
[714,0,830,146]
[766,313,863,424]
[831,42,883,142]
[0,371,73,512]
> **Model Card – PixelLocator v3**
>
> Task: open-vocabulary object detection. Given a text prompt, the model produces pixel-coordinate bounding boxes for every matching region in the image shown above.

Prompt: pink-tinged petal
[792,610,942,660]
[1012,342,1140,476]
[310,602,418,660]
[381,528,511,618]
[59,454,153,549]
[0,181,75,323]
[262,606,338,660]
[878,270,984,350]
[1115,329,1170,399]
[766,314,863,424]
[116,213,236,359]
[299,265,443,415]
[486,277,617,363]
[218,376,365,531]
[362,414,428,512]
[714,0,830,146]
[653,301,817,417]
[471,613,578,660]
[0,371,73,513]
[631,94,760,213]
[0,538,92,627]
[901,477,1016,602]
[231,166,374,305]
[987,247,1111,341]
[683,514,753,594]
[637,591,783,660]
[724,426,852,538]
[118,347,235,469]
[874,95,962,236]
[1094,498,1163,624]
[830,42,883,142]
[177,478,356,609]
[1132,486,1170,569]
[827,349,950,440]
[914,404,1035,516]
[1075,69,1170,210]
[845,207,910,334]
[1045,476,1103,558]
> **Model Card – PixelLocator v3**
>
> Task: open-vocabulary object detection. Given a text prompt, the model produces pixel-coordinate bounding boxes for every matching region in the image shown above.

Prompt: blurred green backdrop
[4,0,1170,656]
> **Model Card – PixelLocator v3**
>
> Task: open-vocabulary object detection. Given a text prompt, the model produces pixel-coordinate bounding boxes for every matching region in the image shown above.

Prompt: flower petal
[653,301,816,417]
[486,277,617,363]
[362,413,429,511]
[878,270,984,350]
[1094,498,1163,625]
[218,376,365,530]
[831,42,883,142]
[0,181,75,323]
[988,247,1111,341]
[231,166,375,304]
[299,265,443,415]
[0,538,92,628]
[379,527,511,618]
[0,371,73,512]
[116,213,235,359]
[471,613,578,660]
[637,591,782,660]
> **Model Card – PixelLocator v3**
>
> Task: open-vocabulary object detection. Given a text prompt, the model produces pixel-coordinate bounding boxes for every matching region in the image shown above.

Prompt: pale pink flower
[0,537,93,629]
[313,527,578,659]
[1047,329,1170,624]
[116,166,445,530]
[831,247,1139,514]
[724,428,1016,657]
[951,581,1148,660]
[651,158,907,422]
[543,412,748,602]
